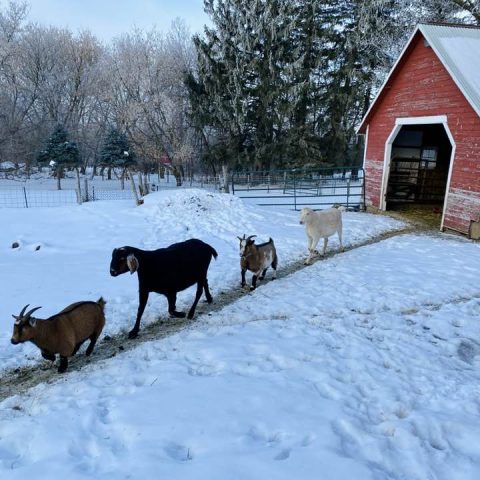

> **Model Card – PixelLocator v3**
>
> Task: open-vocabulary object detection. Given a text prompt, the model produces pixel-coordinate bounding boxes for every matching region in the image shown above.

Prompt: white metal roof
[357,23,480,133]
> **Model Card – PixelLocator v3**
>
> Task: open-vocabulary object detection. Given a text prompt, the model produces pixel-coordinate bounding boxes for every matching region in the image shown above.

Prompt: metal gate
[231,167,365,210]
[387,153,449,204]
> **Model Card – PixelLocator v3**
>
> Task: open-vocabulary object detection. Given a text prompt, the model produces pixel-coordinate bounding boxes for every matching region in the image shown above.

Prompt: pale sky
[26,0,211,41]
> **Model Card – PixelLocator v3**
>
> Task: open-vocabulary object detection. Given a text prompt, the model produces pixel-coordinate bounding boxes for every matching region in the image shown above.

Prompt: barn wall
[363,33,480,234]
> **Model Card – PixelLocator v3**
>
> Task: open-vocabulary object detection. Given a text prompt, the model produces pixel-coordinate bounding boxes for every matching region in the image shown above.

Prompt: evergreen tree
[99,128,136,181]
[188,0,479,173]
[36,125,80,190]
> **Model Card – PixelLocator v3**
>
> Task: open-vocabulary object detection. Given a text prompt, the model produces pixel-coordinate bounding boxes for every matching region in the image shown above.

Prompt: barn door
[386,124,451,206]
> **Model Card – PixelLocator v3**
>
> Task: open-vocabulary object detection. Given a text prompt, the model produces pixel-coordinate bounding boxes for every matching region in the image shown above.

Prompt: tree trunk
[222,164,230,193]
[143,173,149,194]
[121,168,126,190]
[56,166,62,190]
[75,167,82,204]
[127,168,141,205]
[173,166,182,187]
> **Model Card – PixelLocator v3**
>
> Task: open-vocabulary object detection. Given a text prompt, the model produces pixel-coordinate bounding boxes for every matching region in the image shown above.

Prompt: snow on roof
[357,23,480,134]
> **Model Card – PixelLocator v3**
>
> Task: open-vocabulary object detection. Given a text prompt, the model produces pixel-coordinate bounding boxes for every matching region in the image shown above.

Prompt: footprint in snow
[457,339,480,364]
[274,448,291,461]
[164,443,194,462]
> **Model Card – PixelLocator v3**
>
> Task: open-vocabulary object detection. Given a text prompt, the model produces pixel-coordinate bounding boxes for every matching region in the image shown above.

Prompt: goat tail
[97,297,107,312]
[209,245,218,260]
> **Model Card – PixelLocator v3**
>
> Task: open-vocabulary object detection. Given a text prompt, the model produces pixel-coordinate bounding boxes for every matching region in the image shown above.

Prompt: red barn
[357,23,480,237]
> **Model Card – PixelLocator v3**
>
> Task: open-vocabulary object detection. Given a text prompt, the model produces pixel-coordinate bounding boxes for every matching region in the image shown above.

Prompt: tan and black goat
[238,234,278,290]
[10,298,106,373]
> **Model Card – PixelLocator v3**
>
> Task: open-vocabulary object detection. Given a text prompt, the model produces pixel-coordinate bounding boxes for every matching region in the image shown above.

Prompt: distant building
[357,23,480,237]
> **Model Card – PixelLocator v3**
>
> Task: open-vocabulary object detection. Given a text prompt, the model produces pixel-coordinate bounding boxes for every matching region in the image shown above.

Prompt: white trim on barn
[380,116,456,218]
[362,124,369,170]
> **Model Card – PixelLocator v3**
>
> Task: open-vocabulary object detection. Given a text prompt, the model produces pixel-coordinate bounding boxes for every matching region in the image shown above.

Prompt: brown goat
[11,298,106,373]
[238,234,278,290]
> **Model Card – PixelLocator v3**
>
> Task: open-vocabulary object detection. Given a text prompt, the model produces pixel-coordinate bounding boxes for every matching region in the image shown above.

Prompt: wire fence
[0,167,364,210]
[0,172,222,208]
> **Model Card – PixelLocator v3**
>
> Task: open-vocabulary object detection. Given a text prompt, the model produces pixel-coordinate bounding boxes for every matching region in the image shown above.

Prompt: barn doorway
[385,123,453,226]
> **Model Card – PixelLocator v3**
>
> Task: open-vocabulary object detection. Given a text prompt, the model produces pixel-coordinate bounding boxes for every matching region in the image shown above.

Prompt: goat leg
[58,356,68,373]
[241,268,247,287]
[130,290,149,339]
[203,278,213,303]
[271,255,278,279]
[259,268,268,280]
[167,292,186,318]
[85,332,100,356]
[250,274,258,290]
[41,349,55,362]
[187,282,204,319]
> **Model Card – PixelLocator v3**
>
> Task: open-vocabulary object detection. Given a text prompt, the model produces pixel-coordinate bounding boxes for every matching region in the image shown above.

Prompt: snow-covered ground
[0,189,404,372]
[3,190,480,479]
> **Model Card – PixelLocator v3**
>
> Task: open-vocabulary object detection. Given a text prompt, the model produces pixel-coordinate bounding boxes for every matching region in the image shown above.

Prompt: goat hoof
[128,330,139,339]
[57,366,67,374]
[170,311,186,318]
[249,286,256,291]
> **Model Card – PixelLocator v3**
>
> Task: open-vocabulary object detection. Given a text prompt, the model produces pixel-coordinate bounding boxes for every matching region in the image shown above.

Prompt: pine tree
[99,128,136,182]
[36,125,80,190]
[99,127,139,201]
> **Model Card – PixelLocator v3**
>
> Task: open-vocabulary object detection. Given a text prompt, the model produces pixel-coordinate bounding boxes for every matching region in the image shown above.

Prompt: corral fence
[0,166,365,210]
[231,166,365,210]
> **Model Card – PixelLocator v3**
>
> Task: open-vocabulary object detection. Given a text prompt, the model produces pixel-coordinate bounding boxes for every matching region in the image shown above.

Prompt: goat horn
[24,306,42,320]
[18,304,30,317]
[246,235,257,241]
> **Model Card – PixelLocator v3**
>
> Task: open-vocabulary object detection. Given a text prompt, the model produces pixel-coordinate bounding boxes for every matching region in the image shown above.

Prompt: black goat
[110,239,218,338]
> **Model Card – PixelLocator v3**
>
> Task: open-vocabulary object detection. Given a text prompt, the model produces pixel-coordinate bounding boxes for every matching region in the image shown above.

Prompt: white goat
[299,207,343,264]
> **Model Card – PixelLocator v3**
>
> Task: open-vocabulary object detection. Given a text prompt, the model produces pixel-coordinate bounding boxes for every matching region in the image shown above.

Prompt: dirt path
[0,224,425,402]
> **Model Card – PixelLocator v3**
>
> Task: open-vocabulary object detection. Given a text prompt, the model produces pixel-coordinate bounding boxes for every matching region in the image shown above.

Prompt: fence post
[293,171,297,210]
[361,168,367,211]
[23,187,28,208]
[346,178,350,210]
[84,178,89,202]
[231,173,235,194]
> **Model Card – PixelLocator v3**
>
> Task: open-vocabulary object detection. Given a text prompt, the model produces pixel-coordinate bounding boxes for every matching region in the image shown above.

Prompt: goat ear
[12,315,21,324]
[28,317,37,327]
[127,254,139,274]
